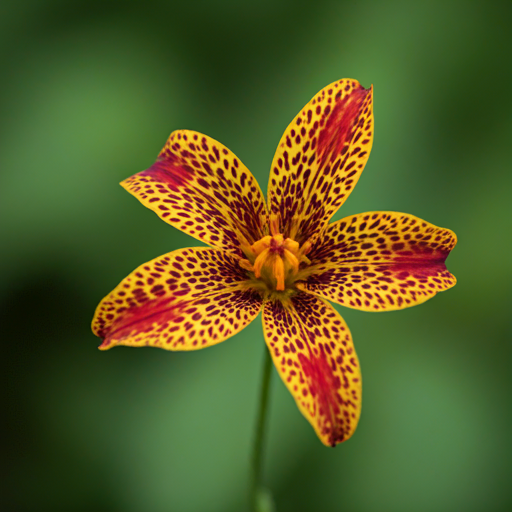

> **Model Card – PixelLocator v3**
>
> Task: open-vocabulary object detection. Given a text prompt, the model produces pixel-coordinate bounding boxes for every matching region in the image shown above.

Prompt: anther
[283,249,299,274]
[298,240,312,261]
[251,236,272,256]
[239,259,254,272]
[272,256,285,291]
[253,248,270,278]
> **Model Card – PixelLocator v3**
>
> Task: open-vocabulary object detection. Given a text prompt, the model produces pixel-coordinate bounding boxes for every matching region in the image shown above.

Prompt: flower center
[239,222,311,292]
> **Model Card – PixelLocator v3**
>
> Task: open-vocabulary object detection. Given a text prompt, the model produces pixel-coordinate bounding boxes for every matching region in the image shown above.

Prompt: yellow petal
[122,130,268,257]
[263,293,361,446]
[92,248,262,350]
[268,79,373,244]
[300,212,457,311]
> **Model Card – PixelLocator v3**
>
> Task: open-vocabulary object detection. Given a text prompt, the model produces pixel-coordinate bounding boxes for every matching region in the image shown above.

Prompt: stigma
[239,216,311,291]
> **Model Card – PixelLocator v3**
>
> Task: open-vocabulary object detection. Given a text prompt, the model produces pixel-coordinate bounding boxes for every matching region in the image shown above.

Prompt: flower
[92,79,457,447]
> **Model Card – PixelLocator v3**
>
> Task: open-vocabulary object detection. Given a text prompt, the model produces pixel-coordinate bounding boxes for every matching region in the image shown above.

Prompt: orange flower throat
[240,217,311,292]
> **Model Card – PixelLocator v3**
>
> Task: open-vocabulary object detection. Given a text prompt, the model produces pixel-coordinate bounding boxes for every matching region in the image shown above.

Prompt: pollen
[240,219,311,292]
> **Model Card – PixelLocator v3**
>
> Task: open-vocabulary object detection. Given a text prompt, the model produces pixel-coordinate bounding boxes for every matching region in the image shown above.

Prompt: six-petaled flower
[92,79,457,446]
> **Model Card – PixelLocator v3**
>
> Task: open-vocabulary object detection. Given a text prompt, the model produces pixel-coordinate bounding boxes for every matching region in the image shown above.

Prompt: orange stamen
[269,214,280,236]
[273,256,285,291]
[253,248,270,278]
[251,236,272,255]
[283,238,299,253]
[284,249,299,274]
[288,214,300,240]
[239,259,254,272]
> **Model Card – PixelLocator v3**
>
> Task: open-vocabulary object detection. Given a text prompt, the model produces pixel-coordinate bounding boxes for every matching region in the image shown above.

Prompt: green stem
[250,345,274,512]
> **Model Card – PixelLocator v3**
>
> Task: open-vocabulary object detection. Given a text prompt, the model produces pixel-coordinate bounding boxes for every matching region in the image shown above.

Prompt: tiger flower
[92,79,457,447]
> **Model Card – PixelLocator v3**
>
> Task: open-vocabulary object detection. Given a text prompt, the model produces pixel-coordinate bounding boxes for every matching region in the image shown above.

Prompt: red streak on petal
[141,154,193,191]
[298,349,344,446]
[99,296,184,347]
[317,86,369,169]
[390,248,450,278]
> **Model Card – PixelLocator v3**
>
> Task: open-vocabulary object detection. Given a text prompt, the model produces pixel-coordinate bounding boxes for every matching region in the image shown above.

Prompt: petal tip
[98,338,113,351]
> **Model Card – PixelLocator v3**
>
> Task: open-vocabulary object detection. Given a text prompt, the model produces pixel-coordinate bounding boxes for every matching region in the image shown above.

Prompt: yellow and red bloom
[92,79,457,446]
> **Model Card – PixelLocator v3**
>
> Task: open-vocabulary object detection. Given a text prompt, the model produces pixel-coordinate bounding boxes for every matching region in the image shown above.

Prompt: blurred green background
[2,1,511,511]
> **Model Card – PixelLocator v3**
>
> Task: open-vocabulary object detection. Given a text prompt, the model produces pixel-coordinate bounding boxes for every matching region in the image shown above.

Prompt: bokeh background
[2,1,511,511]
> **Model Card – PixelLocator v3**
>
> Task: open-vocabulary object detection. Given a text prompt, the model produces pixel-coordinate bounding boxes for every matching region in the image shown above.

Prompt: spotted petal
[299,212,457,311]
[267,79,373,244]
[122,130,268,257]
[92,248,262,350]
[263,293,361,446]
